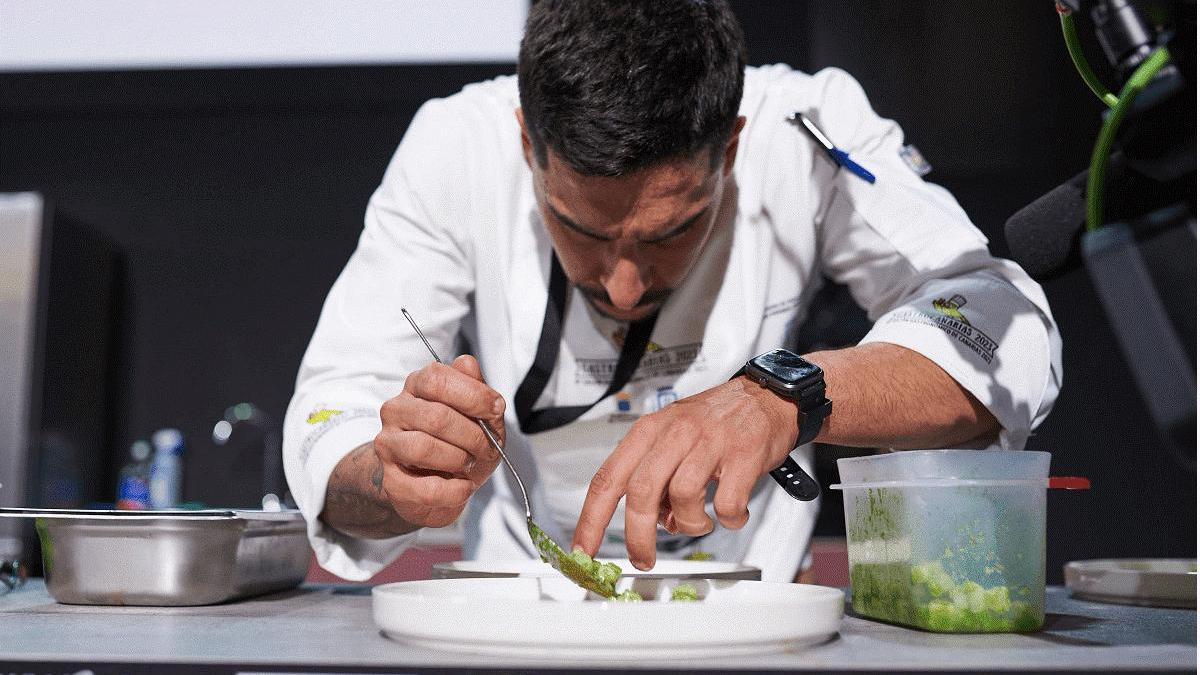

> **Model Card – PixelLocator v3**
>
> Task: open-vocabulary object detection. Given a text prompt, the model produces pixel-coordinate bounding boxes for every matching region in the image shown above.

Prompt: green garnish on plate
[671,583,699,602]
[529,520,620,598]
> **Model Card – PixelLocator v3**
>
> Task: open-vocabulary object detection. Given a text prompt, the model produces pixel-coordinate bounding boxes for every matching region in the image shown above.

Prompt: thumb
[451,354,484,381]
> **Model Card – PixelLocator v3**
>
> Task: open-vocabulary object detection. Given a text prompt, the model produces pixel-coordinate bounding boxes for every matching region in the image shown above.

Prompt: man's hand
[569,343,1001,569]
[571,376,799,570]
[372,354,506,528]
[320,354,505,539]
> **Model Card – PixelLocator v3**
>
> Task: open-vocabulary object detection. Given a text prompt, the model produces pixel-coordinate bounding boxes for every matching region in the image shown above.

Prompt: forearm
[320,443,421,539]
[805,342,999,449]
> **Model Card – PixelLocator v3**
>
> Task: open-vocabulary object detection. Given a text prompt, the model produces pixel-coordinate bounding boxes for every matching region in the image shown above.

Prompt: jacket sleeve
[809,68,1062,450]
[283,98,476,580]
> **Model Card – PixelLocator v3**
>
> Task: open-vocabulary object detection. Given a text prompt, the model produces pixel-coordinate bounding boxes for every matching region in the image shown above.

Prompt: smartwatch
[737,348,832,447]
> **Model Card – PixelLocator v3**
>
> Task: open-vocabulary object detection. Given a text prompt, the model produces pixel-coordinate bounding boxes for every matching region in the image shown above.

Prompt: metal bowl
[0,508,310,606]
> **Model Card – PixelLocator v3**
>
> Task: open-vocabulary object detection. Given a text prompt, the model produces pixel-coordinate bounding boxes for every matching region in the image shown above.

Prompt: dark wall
[785,2,1196,580]
[1,64,512,507]
[0,2,1193,579]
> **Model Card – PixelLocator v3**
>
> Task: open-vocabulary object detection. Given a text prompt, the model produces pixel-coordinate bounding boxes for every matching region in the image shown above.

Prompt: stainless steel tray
[0,508,310,606]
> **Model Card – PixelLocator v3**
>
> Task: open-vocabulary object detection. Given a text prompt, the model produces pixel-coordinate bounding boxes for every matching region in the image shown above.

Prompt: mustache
[576,284,673,308]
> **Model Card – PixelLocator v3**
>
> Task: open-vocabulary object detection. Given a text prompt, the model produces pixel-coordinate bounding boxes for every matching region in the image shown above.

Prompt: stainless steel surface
[0,582,1194,672]
[0,508,308,605]
[0,192,45,560]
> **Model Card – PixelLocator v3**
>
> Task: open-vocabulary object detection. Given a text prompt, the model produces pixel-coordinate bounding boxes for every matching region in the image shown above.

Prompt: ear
[721,116,747,175]
[516,108,534,169]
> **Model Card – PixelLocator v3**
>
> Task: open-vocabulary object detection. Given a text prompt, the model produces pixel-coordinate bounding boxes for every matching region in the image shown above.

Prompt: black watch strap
[796,396,833,447]
[731,365,827,502]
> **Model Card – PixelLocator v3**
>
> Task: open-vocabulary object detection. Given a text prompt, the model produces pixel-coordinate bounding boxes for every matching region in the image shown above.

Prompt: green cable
[1086,47,1172,231]
[1060,9,1121,108]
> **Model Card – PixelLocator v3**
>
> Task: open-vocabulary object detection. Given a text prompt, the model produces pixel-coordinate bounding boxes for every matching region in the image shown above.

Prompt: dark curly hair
[518,0,747,177]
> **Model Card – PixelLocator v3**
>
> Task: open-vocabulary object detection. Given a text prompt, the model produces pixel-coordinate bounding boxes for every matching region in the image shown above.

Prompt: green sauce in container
[835,451,1051,634]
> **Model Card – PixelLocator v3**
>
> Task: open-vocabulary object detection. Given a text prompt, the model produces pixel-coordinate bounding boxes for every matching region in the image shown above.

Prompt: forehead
[540,150,718,231]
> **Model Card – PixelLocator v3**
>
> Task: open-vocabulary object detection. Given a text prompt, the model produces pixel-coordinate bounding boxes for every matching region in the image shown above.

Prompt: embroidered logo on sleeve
[884,295,998,364]
[296,406,376,465]
[932,295,971,325]
[306,408,344,425]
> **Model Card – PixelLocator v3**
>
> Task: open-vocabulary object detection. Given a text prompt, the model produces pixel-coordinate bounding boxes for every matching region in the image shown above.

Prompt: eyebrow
[547,203,710,244]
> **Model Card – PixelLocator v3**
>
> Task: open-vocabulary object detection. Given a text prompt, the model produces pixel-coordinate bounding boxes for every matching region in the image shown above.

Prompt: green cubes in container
[833,450,1050,633]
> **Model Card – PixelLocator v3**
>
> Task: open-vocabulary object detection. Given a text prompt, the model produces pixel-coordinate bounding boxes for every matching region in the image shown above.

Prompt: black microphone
[1004,169,1089,281]
[1005,147,1193,280]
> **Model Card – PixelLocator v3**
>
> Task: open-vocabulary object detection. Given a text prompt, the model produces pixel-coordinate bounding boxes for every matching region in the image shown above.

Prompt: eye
[551,210,610,242]
[643,210,706,246]
[647,230,686,246]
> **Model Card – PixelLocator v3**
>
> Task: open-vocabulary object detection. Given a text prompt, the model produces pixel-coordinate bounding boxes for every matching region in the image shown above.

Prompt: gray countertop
[1,581,1194,673]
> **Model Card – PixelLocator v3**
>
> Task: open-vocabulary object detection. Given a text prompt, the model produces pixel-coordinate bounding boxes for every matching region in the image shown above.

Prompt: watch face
[750,349,821,386]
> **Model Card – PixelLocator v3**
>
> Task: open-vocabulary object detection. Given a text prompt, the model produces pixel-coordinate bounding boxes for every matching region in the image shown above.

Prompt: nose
[602,257,648,310]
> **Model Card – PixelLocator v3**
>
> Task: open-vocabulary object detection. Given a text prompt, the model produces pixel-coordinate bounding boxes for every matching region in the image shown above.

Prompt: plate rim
[430,557,761,579]
[371,578,844,658]
[373,576,843,601]
[1064,557,1197,577]
[1064,558,1197,607]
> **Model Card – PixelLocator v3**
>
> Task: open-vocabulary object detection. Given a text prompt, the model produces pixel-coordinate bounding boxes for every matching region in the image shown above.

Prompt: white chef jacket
[283,64,1063,582]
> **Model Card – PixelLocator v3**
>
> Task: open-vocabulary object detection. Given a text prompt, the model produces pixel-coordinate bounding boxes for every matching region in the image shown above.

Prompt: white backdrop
[0,0,528,71]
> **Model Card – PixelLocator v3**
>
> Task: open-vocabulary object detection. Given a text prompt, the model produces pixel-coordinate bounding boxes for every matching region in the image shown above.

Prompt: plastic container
[150,428,185,509]
[115,440,153,510]
[831,450,1050,633]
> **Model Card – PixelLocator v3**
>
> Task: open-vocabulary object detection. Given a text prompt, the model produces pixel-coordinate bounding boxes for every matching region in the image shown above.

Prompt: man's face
[519,111,745,322]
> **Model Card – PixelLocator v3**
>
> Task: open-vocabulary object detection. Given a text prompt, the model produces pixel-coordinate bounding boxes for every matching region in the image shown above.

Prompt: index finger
[571,421,658,556]
[404,361,504,421]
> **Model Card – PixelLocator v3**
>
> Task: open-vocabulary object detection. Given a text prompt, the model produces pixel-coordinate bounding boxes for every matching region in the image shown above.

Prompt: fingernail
[492,399,504,416]
[631,558,650,571]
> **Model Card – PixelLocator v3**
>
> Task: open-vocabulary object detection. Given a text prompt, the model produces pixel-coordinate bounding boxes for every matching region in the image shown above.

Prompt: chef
[283,0,1062,582]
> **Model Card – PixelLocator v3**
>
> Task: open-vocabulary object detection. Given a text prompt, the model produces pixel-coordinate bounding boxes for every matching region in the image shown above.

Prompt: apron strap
[514,252,659,434]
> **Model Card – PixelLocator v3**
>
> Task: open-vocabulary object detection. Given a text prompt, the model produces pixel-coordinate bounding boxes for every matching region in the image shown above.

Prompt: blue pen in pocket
[788,112,876,184]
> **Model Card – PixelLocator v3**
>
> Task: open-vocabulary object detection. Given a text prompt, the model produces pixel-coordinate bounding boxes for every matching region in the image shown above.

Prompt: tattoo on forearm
[321,443,417,539]
[371,460,384,492]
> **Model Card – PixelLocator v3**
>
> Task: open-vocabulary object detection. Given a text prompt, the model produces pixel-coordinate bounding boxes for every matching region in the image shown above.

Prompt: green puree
[529,521,621,597]
[569,549,623,589]
[529,523,707,603]
[851,560,1042,632]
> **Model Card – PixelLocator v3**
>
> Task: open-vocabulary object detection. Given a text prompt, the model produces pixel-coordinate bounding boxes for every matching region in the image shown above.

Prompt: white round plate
[431,558,760,581]
[372,577,843,660]
[1065,558,1197,608]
